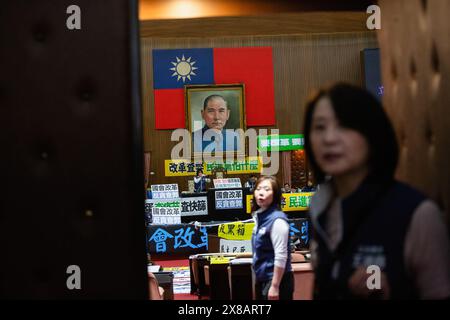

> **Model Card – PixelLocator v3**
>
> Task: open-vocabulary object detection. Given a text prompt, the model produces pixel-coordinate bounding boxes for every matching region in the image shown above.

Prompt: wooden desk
[292,262,314,300]
[228,262,253,300]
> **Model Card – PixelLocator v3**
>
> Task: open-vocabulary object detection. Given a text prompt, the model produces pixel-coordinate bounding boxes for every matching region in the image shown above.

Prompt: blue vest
[252,205,292,282]
[314,180,426,299]
[194,176,206,193]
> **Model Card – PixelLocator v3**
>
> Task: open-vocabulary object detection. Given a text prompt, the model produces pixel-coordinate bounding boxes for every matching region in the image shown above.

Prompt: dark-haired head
[251,176,282,212]
[303,82,398,185]
[203,94,227,110]
[196,169,203,176]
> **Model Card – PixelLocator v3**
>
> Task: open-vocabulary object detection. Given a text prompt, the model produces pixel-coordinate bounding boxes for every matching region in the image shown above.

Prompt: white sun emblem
[170,55,198,82]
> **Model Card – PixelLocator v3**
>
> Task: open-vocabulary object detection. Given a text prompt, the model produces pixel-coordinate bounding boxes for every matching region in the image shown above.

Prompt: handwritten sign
[151,184,179,199]
[215,189,243,210]
[218,221,254,240]
[219,239,252,254]
[213,178,242,189]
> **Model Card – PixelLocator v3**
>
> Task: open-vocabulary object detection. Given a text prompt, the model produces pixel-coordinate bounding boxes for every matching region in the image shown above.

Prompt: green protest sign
[257,134,304,151]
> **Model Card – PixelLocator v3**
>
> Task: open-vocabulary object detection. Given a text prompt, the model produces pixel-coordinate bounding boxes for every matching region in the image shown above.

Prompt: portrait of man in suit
[186,84,245,155]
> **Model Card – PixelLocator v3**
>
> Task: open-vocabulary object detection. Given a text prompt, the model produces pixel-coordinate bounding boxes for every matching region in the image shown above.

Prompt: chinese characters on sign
[281,192,314,211]
[219,239,252,253]
[164,157,261,177]
[257,134,304,151]
[218,221,253,240]
[146,199,182,224]
[215,189,243,210]
[246,193,314,213]
[151,184,179,199]
[289,220,310,247]
[216,218,310,249]
[180,196,208,217]
[213,178,242,189]
[147,225,208,254]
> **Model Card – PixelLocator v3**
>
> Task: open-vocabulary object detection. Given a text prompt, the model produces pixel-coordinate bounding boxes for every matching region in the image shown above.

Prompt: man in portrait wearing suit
[192,94,241,153]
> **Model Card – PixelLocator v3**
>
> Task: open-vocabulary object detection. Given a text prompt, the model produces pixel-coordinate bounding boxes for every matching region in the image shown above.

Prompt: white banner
[219,239,252,254]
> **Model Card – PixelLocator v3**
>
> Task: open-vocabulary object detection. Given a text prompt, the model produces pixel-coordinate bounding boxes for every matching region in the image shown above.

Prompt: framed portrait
[185,84,246,157]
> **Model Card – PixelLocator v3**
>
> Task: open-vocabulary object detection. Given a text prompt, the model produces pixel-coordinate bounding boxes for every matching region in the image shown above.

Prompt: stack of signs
[146,199,182,224]
[151,184,179,199]
[147,184,181,224]
[180,197,208,217]
[161,267,191,294]
[213,178,242,189]
[215,189,243,210]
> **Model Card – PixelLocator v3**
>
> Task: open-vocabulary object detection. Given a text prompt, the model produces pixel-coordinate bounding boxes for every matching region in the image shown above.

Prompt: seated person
[281,183,293,193]
[244,174,257,191]
[301,180,316,192]
[192,94,241,153]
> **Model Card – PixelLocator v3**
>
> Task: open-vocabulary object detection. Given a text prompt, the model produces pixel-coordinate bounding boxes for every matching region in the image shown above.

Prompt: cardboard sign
[146,199,182,224]
[215,189,243,210]
[218,221,254,240]
[213,178,242,189]
[219,239,252,254]
[151,184,179,199]
[180,196,208,217]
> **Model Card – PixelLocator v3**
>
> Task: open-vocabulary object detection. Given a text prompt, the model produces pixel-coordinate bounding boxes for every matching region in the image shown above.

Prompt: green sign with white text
[257,134,304,151]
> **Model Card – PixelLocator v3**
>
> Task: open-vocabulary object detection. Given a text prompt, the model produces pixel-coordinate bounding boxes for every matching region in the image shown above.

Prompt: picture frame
[185,84,246,158]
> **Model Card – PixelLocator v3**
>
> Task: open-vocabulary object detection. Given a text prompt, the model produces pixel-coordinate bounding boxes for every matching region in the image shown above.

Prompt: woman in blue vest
[251,176,294,300]
[193,169,207,193]
[303,83,450,299]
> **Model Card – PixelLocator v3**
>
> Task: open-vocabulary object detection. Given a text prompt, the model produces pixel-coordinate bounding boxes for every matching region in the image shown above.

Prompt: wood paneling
[140,14,378,190]
[378,0,450,224]
[140,12,369,38]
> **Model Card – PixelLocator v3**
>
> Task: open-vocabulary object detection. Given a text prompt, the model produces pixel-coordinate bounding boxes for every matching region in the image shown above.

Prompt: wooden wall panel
[140,12,369,38]
[141,29,378,190]
[378,0,450,225]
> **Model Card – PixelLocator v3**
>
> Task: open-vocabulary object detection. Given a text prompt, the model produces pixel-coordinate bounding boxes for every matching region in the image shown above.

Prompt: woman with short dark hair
[193,169,207,193]
[304,83,450,299]
[251,176,294,300]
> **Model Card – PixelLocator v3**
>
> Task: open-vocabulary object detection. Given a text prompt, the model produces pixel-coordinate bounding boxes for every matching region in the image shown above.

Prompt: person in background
[193,169,209,193]
[301,180,316,193]
[245,174,258,191]
[192,94,241,153]
[251,176,294,300]
[303,82,450,299]
[281,183,292,193]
